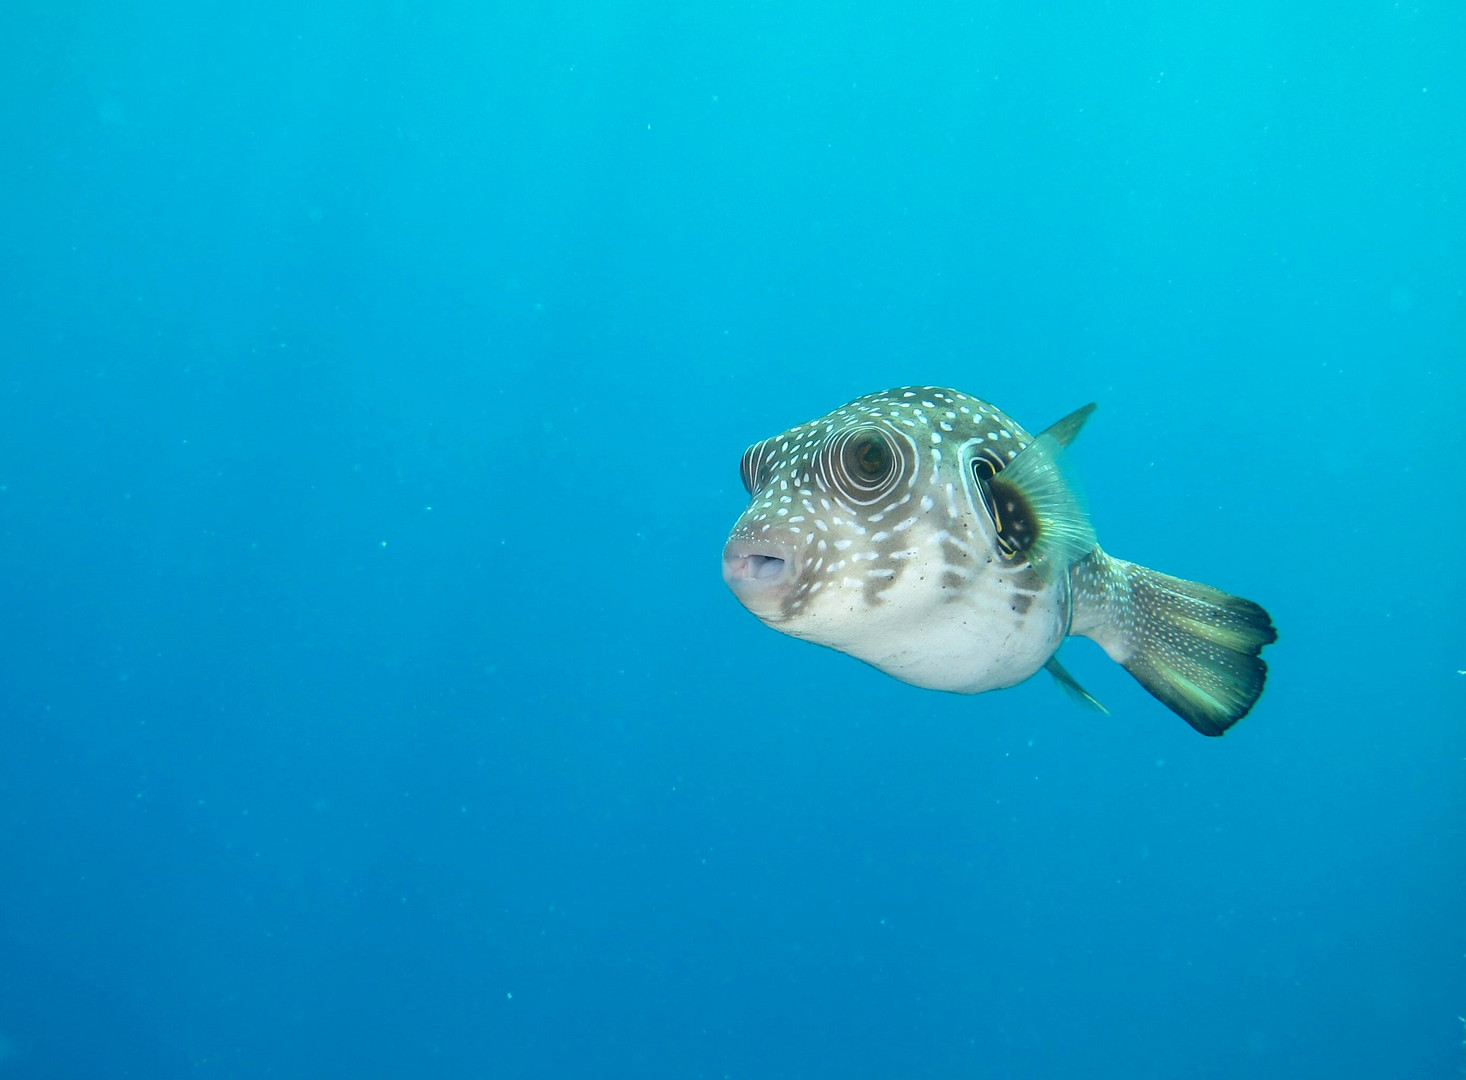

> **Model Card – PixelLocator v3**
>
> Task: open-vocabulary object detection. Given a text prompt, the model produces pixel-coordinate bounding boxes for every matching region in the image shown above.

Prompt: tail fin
[1071,552,1277,736]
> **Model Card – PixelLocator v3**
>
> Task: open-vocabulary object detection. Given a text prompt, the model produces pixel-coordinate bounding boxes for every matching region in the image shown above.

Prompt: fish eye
[847,433,892,482]
[825,426,905,504]
[740,442,769,494]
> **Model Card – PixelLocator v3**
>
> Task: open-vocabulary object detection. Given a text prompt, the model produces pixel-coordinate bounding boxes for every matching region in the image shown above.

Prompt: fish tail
[1070,551,1277,736]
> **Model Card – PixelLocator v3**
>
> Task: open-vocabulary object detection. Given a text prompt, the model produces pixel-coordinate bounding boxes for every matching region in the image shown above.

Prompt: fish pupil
[851,434,890,480]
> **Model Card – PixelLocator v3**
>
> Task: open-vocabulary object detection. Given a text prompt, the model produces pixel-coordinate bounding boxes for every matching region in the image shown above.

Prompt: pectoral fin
[987,433,1096,582]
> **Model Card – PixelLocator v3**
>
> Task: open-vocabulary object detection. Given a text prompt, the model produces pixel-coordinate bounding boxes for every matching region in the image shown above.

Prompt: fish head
[722,387,1070,692]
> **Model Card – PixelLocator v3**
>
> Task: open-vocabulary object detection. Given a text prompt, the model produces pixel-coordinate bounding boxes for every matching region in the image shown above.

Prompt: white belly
[790,548,1070,695]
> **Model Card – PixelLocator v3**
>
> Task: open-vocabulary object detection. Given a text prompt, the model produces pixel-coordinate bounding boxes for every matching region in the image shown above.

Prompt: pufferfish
[721,387,1277,735]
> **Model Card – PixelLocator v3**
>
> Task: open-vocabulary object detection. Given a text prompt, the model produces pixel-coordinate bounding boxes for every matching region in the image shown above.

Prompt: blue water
[2,2,1463,1077]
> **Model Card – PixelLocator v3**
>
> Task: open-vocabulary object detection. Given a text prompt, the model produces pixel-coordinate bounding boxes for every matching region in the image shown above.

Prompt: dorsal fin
[1039,403,1097,448]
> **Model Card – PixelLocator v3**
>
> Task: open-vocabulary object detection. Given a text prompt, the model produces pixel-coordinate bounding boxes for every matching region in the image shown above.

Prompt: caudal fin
[1072,553,1278,736]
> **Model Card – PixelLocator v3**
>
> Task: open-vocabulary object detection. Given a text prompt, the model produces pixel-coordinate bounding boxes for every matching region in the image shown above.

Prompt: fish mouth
[722,538,796,603]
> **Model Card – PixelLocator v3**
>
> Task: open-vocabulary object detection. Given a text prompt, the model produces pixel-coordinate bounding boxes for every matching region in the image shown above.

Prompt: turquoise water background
[1,2,1463,1077]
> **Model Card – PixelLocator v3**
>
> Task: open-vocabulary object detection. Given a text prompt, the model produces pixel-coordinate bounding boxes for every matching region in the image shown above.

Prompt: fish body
[722,387,1276,735]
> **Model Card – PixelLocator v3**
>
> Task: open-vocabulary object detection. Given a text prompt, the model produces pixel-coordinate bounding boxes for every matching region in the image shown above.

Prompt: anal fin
[1045,656,1109,714]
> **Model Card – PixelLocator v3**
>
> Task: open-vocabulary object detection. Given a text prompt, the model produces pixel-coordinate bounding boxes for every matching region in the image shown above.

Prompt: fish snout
[722,537,796,609]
